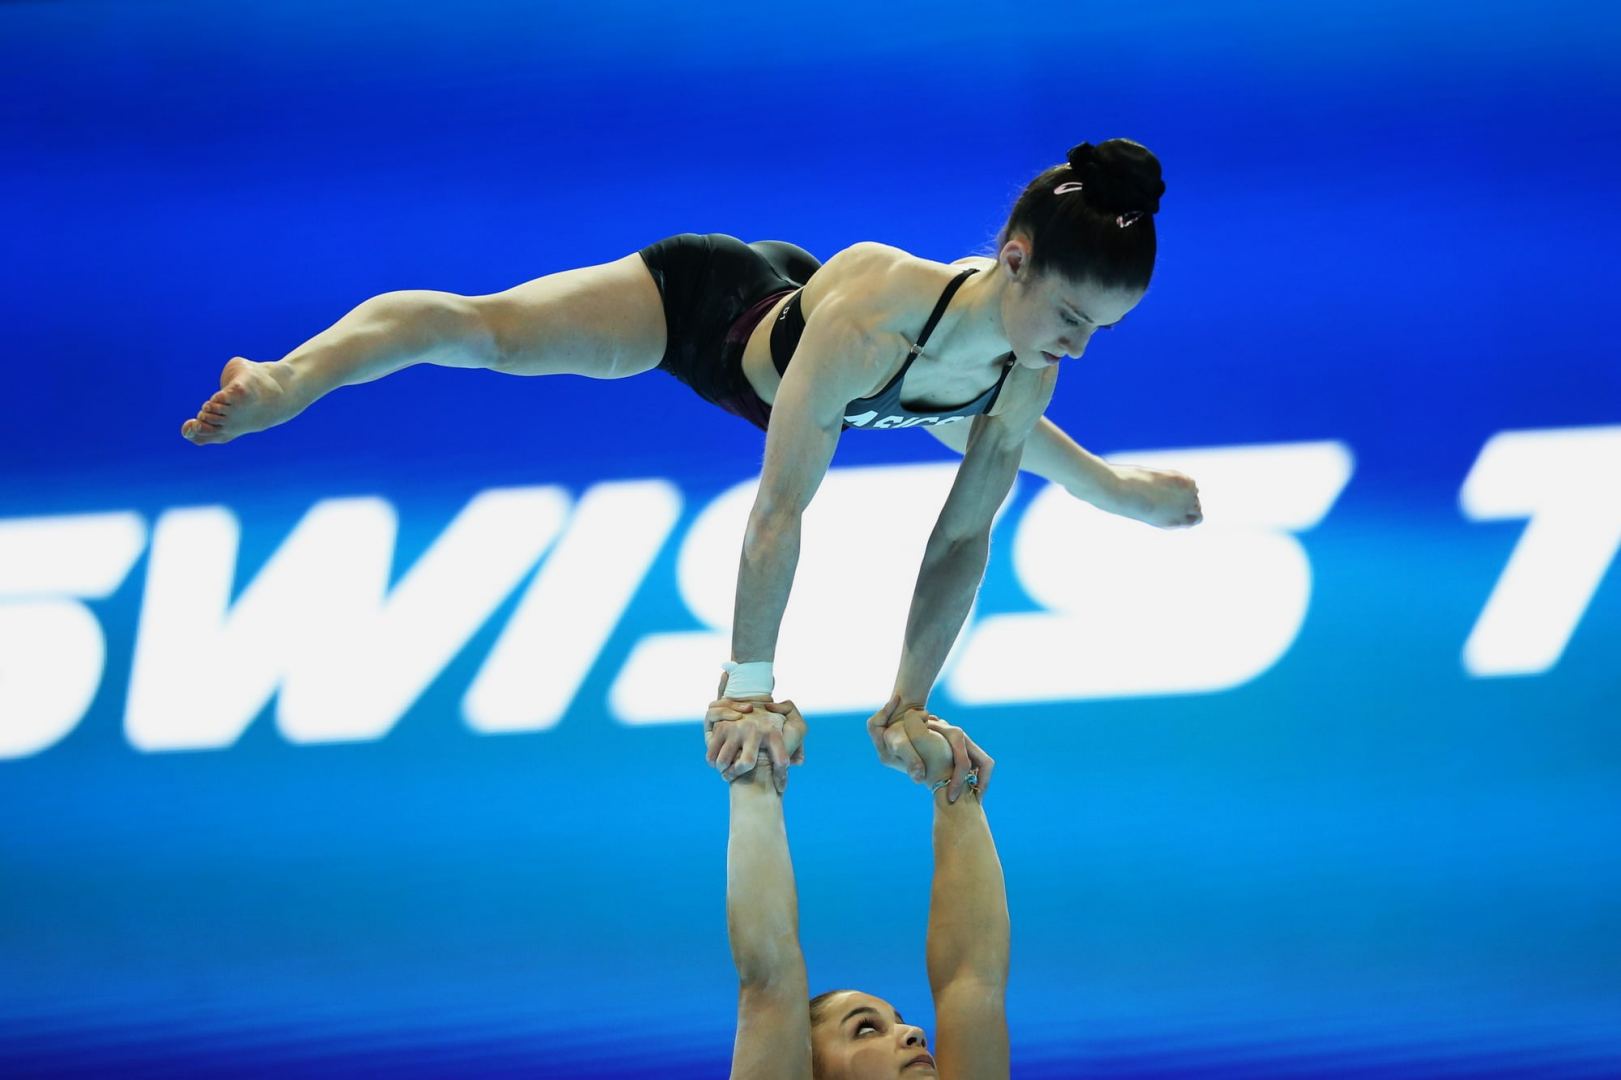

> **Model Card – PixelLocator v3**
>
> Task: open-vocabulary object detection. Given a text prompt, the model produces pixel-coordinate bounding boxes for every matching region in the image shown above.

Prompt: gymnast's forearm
[277,290,496,404]
[928,416,1119,505]
[1024,416,1120,503]
[731,510,803,666]
[926,789,1010,992]
[892,532,989,706]
[726,766,808,989]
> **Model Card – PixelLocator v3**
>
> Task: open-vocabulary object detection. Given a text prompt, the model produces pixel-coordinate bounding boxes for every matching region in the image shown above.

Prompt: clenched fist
[1104,464,1202,529]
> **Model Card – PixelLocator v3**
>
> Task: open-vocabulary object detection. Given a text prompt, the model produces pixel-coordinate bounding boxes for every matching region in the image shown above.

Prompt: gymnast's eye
[856,1019,879,1035]
[1061,312,1083,327]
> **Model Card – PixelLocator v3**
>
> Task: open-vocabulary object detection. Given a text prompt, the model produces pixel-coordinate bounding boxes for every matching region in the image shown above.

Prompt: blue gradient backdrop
[3,1,1619,1076]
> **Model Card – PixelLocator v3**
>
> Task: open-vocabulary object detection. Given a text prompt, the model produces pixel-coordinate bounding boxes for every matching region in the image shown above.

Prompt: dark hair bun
[1066,139,1165,215]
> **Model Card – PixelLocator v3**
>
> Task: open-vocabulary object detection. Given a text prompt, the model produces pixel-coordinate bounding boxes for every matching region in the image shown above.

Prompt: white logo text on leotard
[844,411,968,429]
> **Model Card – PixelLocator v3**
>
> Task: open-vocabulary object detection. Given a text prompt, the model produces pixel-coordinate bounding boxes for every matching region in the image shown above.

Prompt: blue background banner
[3,2,1619,1075]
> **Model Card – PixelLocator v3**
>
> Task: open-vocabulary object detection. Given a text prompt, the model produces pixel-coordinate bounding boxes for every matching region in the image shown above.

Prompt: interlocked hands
[867,694,995,803]
[704,696,806,793]
[704,687,992,803]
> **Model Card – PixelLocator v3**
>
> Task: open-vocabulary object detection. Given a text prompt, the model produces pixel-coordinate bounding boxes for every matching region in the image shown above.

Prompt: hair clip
[1053,181,1085,195]
[1116,211,1144,228]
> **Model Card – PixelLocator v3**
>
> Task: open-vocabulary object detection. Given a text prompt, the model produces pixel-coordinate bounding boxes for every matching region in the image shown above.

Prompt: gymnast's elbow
[729,926,807,991]
[741,505,804,562]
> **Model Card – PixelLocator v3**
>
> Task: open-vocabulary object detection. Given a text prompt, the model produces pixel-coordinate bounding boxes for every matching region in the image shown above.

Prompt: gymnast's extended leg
[180,253,667,444]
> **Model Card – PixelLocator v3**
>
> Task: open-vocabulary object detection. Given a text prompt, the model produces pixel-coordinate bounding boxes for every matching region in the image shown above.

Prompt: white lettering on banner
[0,512,147,598]
[125,489,570,750]
[0,513,146,759]
[949,441,1354,703]
[1460,425,1621,677]
[9,428,1618,759]
[464,480,681,733]
[609,464,1018,724]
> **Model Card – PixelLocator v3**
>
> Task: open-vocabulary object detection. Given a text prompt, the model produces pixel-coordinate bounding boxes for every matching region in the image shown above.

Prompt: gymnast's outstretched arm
[923,414,1203,530]
[920,714,1010,1078]
[729,289,889,679]
[711,699,813,1080]
[885,711,1011,1078]
[883,367,1056,725]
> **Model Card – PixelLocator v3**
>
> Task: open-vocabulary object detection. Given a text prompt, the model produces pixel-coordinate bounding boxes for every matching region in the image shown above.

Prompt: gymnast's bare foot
[180,357,305,445]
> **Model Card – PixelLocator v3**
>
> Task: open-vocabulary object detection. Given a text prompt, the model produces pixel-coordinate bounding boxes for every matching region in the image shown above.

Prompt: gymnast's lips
[1041,351,1060,364]
[905,1052,936,1070]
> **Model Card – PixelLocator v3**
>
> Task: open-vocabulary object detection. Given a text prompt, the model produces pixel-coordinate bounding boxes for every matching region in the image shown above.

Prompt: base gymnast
[180,139,1201,770]
[708,696,1005,1078]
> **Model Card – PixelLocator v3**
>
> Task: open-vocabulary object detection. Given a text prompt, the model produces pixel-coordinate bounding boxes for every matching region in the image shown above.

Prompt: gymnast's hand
[704,698,806,793]
[1104,463,1203,529]
[874,702,994,803]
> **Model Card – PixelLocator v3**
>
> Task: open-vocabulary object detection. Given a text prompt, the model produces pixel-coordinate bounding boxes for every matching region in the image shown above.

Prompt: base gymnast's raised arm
[709,697,1009,1079]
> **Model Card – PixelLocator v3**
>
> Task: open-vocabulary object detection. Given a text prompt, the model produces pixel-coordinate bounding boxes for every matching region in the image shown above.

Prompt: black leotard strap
[909,268,978,357]
[771,265,980,377]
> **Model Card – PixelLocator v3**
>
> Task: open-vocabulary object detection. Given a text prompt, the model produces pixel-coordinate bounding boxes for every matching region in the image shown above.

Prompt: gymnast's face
[999,238,1144,371]
[811,991,935,1079]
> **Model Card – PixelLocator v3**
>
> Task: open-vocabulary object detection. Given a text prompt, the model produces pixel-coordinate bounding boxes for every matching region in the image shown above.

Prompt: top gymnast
[179,139,1201,776]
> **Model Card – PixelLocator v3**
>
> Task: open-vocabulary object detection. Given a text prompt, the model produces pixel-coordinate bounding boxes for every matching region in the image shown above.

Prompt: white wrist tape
[721,660,775,699]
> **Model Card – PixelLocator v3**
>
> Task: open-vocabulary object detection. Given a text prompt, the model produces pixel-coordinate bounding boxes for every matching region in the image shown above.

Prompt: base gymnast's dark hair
[809,989,847,1025]
[808,990,850,1073]
[995,138,1165,292]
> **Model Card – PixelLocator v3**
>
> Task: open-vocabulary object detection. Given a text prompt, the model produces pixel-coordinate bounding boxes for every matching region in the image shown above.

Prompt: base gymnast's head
[808,989,936,1078]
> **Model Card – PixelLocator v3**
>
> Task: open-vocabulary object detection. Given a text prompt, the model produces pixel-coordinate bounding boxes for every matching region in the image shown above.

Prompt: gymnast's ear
[999,235,1031,278]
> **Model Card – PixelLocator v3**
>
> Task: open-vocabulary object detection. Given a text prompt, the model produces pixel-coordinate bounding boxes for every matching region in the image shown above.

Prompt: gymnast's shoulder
[806,242,980,333]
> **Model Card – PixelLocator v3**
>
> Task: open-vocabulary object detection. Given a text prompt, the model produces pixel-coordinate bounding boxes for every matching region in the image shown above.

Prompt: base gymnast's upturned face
[810,991,936,1079]
[997,237,1146,372]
